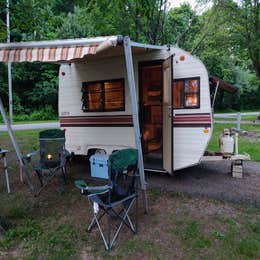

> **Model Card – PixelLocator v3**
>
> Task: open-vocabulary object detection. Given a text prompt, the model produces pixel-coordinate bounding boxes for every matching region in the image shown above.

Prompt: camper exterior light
[179,55,185,61]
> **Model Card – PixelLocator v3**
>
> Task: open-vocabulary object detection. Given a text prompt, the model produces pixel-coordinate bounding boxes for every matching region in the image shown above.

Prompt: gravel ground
[146,161,260,206]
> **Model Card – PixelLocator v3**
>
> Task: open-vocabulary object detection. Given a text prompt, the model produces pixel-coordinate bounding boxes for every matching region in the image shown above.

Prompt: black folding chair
[75,148,139,251]
[25,129,70,194]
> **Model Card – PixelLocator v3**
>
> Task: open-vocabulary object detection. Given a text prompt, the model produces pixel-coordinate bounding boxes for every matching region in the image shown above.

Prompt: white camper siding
[173,48,211,113]
[62,127,135,155]
[172,48,212,170]
[173,128,211,170]
[59,46,212,172]
[59,56,137,154]
[59,58,132,116]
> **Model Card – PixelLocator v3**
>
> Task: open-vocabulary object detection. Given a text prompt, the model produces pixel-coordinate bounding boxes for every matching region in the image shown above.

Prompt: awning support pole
[0,97,35,193]
[123,36,148,213]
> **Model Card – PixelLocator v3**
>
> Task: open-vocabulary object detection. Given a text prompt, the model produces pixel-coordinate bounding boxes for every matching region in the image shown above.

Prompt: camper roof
[0,35,168,63]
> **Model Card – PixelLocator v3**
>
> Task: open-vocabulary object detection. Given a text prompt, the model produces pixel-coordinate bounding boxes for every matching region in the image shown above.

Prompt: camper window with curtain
[82,79,125,112]
[173,78,200,109]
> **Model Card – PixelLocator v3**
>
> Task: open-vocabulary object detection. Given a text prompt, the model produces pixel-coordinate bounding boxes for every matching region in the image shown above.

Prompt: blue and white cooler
[89,154,109,179]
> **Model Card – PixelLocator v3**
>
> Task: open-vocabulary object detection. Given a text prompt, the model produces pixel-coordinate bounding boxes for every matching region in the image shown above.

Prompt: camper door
[163,56,173,173]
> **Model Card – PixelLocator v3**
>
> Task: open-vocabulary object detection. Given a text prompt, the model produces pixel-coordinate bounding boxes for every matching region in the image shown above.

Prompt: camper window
[173,78,200,109]
[82,79,125,112]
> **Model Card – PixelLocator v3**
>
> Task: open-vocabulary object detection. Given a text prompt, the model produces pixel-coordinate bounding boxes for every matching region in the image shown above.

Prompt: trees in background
[0,0,259,118]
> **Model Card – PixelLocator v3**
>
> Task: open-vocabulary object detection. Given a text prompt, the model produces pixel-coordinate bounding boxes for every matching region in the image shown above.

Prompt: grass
[0,120,58,125]
[208,123,260,161]
[0,125,259,258]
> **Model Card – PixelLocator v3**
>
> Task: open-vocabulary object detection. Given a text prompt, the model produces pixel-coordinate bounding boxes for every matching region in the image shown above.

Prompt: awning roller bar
[0,36,118,49]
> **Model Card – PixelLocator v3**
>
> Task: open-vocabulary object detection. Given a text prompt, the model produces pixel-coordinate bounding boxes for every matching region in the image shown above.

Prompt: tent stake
[123,36,148,213]
[0,97,35,193]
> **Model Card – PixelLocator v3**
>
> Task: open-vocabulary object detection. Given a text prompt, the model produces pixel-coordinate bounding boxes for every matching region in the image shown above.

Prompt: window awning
[0,36,118,63]
[209,76,238,93]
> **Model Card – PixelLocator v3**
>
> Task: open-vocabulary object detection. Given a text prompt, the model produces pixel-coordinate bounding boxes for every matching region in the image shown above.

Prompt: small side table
[0,149,10,193]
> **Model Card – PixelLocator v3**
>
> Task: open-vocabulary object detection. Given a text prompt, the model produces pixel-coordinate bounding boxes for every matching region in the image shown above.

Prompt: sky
[169,0,212,14]
[169,0,197,8]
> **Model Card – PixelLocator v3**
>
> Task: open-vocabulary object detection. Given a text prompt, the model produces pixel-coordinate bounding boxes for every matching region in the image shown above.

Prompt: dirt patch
[147,161,260,206]
[241,130,260,142]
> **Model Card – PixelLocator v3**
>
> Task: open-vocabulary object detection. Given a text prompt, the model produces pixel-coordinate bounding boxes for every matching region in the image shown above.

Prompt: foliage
[0,0,259,117]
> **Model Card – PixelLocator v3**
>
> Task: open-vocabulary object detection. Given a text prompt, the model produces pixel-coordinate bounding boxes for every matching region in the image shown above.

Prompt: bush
[1,106,58,122]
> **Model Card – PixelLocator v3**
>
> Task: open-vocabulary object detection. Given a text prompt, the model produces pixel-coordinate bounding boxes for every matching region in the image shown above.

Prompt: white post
[237,112,241,131]
[123,36,148,213]
[235,133,238,156]
[6,0,13,123]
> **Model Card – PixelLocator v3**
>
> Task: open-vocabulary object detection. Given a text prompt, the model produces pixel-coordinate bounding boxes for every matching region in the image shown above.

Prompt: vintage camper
[58,36,213,174]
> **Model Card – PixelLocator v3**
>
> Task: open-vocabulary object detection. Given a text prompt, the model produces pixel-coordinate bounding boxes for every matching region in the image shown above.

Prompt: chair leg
[61,166,66,184]
[87,210,106,232]
[110,198,136,249]
[35,170,43,187]
[94,212,109,251]
[135,195,138,234]
[107,208,111,250]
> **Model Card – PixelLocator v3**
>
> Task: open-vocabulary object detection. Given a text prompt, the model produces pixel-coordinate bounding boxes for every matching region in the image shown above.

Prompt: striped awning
[0,46,99,63]
[0,36,118,63]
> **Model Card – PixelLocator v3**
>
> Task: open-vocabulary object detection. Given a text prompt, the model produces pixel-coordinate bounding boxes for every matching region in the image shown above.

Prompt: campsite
[0,124,259,258]
[0,0,260,258]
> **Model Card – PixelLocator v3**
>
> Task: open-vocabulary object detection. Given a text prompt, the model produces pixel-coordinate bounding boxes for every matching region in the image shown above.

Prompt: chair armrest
[24,150,40,162]
[75,180,111,195]
[60,149,72,166]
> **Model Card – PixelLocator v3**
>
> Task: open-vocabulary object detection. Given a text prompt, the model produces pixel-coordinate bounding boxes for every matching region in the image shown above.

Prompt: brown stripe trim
[61,123,133,127]
[175,113,211,116]
[60,115,132,118]
[61,123,211,128]
[173,123,211,128]
[60,115,133,126]
[174,118,211,122]
[61,118,132,123]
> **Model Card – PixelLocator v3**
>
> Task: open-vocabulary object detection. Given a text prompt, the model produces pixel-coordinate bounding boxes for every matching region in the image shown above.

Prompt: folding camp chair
[25,129,70,193]
[75,148,139,251]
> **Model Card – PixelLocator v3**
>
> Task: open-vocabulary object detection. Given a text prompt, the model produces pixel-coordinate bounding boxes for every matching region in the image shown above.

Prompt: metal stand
[0,149,10,193]
[0,97,35,193]
[123,36,148,213]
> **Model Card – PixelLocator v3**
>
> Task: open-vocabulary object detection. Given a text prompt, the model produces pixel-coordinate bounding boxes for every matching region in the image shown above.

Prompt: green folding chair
[25,129,70,194]
[75,148,139,251]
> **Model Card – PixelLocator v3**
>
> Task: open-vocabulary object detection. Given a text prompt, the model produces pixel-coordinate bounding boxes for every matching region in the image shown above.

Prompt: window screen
[82,79,125,112]
[173,78,200,109]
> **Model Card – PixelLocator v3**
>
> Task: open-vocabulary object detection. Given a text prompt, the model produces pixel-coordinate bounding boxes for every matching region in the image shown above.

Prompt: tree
[205,0,260,79]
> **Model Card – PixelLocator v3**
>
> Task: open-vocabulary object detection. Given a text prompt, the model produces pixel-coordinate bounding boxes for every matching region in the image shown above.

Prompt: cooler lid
[89,154,109,164]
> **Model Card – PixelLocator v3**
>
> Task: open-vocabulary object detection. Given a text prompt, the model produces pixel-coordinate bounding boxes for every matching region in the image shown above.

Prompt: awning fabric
[0,36,118,63]
[209,76,238,93]
[0,45,99,62]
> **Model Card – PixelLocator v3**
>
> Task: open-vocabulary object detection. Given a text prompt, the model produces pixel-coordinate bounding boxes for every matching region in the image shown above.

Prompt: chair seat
[89,192,137,209]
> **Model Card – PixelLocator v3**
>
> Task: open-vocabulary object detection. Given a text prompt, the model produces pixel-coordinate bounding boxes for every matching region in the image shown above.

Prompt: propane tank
[219,129,234,155]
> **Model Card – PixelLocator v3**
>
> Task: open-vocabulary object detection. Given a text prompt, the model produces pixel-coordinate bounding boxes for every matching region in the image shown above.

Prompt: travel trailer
[58,36,213,174]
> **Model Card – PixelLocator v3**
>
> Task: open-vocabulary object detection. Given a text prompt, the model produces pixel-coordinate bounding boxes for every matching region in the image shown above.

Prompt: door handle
[168,106,172,118]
